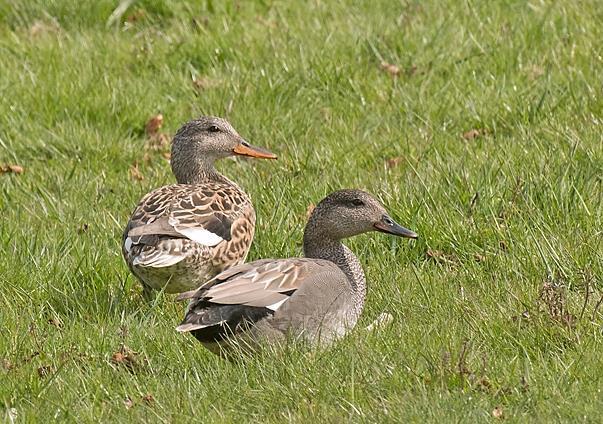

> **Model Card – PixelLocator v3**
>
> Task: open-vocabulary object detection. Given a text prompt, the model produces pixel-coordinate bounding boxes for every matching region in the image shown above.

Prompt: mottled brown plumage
[122,116,276,300]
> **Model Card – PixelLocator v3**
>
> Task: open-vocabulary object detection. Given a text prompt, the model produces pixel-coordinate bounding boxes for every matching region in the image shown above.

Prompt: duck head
[305,189,418,242]
[171,116,276,183]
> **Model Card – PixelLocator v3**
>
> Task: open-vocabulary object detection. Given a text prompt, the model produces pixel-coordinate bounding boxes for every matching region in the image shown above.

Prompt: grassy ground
[1,0,602,421]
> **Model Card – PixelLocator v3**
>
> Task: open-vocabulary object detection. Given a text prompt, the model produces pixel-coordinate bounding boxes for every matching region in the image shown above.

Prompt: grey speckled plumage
[176,189,418,354]
[122,116,276,299]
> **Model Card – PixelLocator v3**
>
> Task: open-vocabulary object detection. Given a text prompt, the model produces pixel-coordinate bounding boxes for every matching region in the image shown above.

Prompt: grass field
[1,0,602,421]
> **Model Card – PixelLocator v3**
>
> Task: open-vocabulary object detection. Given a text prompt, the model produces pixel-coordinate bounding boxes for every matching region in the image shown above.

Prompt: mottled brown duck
[123,116,276,300]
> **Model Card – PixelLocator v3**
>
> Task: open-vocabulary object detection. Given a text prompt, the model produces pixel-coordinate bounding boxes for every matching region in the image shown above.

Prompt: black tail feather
[183,302,273,343]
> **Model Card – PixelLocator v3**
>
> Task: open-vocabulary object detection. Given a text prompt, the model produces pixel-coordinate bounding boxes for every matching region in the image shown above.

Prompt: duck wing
[123,183,252,268]
[176,258,346,341]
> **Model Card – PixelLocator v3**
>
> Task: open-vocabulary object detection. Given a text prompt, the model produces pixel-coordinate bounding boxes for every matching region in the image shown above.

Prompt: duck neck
[173,158,227,185]
[303,229,367,305]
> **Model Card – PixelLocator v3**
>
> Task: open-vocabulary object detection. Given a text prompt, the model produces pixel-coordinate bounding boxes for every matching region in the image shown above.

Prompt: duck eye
[350,199,364,207]
[208,125,220,133]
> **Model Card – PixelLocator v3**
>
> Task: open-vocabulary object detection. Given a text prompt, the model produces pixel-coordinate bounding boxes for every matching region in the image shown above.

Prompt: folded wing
[176,258,339,341]
[124,184,243,267]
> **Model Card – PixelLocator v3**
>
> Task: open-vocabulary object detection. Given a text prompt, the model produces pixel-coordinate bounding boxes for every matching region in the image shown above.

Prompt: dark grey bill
[373,215,418,239]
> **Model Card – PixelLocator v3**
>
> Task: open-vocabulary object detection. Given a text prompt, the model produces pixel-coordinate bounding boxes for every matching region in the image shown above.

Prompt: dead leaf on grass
[511,310,530,322]
[477,377,492,392]
[111,345,146,374]
[473,253,486,263]
[462,129,483,141]
[124,396,134,409]
[2,359,14,371]
[425,250,457,265]
[142,394,155,405]
[385,157,404,168]
[141,115,171,163]
[0,164,24,175]
[37,365,52,378]
[539,279,576,328]
[129,162,144,181]
[161,152,171,160]
[47,316,63,328]
[380,61,401,77]
[126,8,146,23]
[77,223,90,234]
[192,77,219,91]
[492,406,504,419]
[145,114,164,137]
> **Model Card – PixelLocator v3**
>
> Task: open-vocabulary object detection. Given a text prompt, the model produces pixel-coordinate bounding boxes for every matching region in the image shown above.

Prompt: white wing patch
[176,227,223,247]
[267,297,289,311]
[124,237,133,253]
[133,253,185,268]
[176,320,227,333]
